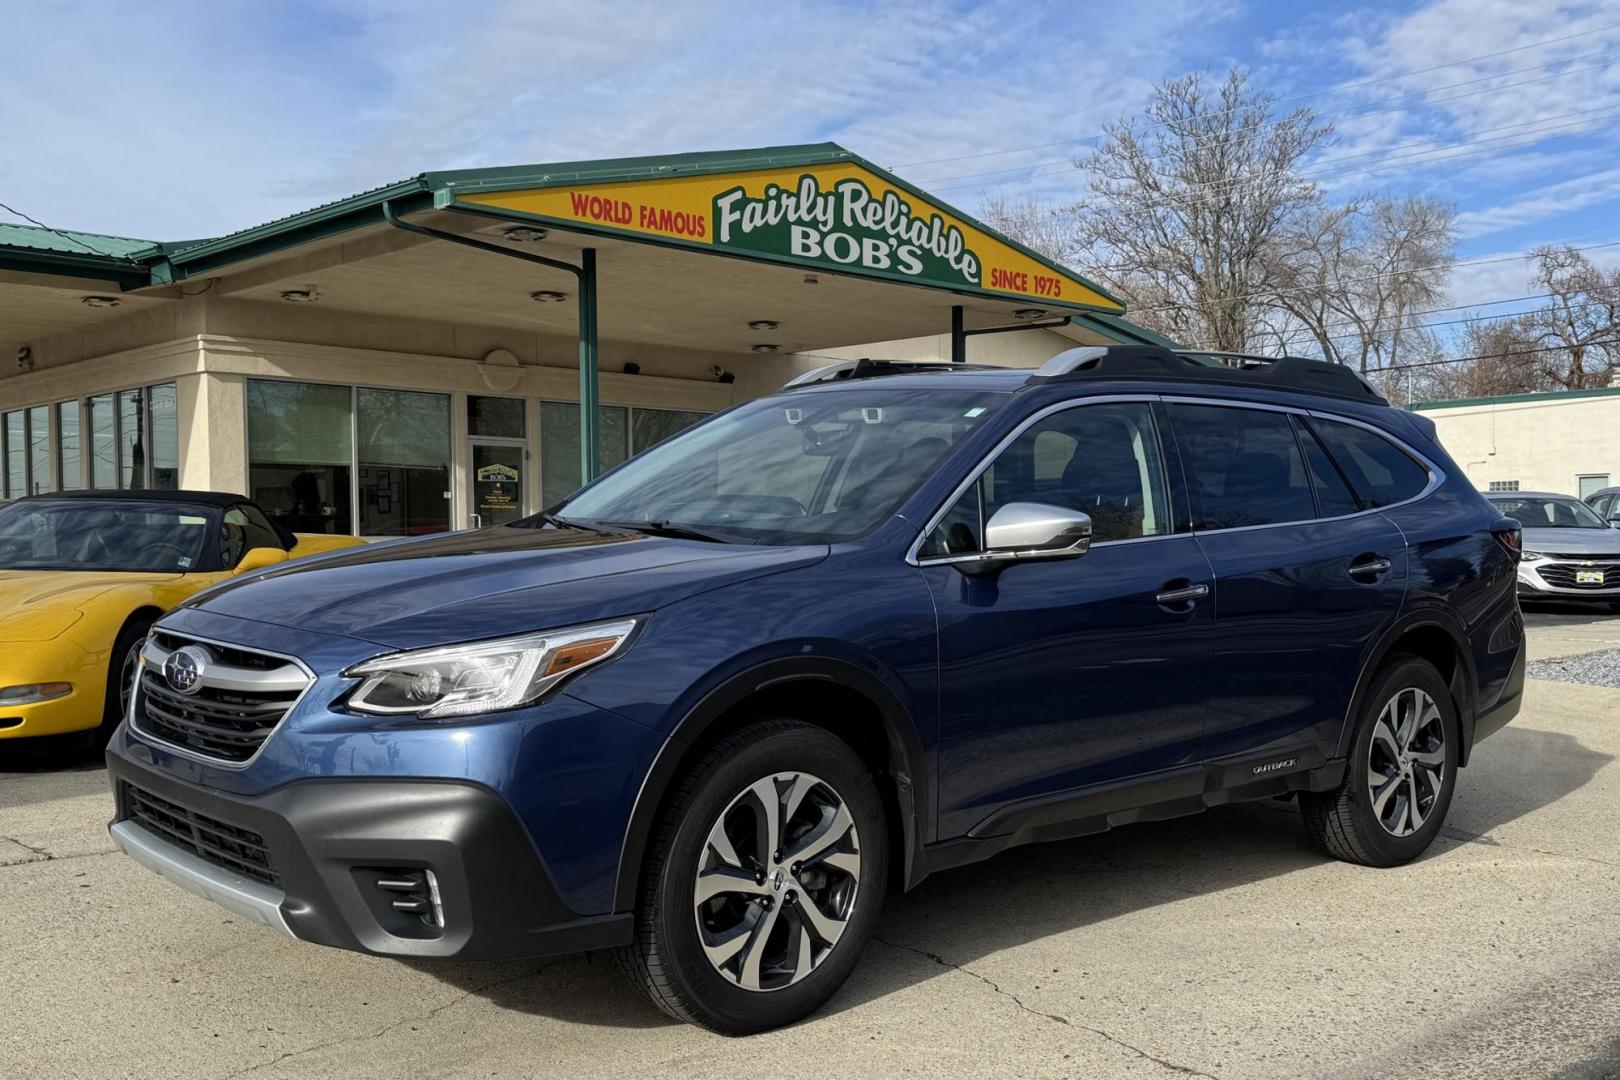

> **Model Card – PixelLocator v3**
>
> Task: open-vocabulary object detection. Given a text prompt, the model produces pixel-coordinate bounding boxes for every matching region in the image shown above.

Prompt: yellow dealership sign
[458,161,1123,312]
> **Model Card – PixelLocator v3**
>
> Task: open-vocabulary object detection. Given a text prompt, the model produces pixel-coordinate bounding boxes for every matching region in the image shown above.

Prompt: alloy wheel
[692,771,861,992]
[1366,687,1447,838]
[118,638,144,720]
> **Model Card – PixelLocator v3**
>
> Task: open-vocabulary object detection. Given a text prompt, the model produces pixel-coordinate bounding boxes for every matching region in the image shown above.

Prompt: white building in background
[1413,386,1620,498]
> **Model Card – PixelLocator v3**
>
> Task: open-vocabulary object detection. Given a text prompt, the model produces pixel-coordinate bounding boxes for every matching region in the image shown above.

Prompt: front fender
[609,650,931,913]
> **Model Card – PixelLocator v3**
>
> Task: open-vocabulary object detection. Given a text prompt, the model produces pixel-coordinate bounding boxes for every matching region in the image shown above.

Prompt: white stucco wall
[1417,391,1620,496]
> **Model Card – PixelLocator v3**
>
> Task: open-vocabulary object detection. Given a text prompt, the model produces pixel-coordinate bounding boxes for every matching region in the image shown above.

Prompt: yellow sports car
[0,490,362,745]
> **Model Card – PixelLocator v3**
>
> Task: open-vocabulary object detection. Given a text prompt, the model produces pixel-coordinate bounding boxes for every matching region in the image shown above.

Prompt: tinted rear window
[1168,404,1317,529]
[1307,417,1430,508]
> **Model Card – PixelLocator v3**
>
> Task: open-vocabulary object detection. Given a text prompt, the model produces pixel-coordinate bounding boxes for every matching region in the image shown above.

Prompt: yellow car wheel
[101,618,154,746]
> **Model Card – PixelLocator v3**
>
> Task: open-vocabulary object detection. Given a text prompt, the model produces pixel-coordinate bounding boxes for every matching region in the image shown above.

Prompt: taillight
[1491,516,1522,558]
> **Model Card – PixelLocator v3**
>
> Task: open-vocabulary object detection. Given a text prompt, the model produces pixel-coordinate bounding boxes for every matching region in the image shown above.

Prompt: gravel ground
[1526,646,1620,689]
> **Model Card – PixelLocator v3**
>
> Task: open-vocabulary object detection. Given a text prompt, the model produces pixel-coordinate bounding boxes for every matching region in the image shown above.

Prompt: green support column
[578,247,600,482]
[950,305,966,363]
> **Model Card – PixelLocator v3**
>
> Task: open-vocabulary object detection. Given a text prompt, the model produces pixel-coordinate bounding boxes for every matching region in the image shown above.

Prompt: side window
[221,504,284,568]
[922,402,1171,555]
[1292,416,1361,518]
[1168,404,1317,529]
[1307,417,1431,508]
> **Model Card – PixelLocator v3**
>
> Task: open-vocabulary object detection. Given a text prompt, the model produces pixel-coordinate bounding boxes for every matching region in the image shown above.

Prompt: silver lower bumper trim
[110,820,296,938]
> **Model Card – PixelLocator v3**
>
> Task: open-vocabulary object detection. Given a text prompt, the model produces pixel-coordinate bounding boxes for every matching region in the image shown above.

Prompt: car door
[1163,401,1409,768]
[917,398,1216,840]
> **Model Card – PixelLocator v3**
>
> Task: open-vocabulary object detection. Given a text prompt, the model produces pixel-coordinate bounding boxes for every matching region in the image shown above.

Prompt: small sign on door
[477,463,520,483]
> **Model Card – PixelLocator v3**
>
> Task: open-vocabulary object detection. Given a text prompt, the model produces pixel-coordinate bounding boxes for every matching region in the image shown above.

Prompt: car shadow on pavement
[418,722,1610,1030]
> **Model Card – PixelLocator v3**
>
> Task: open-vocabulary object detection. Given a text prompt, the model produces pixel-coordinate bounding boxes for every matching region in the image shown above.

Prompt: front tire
[617,718,888,1034]
[99,617,154,745]
[1302,655,1459,867]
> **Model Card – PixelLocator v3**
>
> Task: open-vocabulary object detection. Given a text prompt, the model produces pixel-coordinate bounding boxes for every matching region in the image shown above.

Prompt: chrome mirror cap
[983,502,1093,560]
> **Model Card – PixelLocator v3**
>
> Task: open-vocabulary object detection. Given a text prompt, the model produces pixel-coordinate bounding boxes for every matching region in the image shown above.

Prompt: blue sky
[2,0,1616,315]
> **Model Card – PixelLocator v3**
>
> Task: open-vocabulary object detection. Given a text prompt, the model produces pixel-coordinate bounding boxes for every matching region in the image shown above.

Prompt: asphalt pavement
[2,614,1617,1080]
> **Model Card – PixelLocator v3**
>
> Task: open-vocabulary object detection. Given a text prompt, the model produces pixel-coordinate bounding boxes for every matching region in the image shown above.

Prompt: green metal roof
[1412,385,1620,410]
[1071,312,1183,348]
[0,143,1128,313]
[0,222,157,259]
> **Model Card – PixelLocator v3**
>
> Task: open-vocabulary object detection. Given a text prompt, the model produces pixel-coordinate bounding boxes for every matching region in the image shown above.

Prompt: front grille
[1536,562,1620,589]
[131,634,311,764]
[121,782,277,886]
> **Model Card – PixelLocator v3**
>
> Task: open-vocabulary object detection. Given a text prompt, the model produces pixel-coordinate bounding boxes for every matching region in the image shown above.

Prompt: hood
[1520,527,1620,556]
[0,570,178,642]
[187,525,828,649]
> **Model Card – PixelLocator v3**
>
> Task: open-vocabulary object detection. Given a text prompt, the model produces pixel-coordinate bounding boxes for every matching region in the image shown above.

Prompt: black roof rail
[1027,345,1386,404]
[782,358,1006,389]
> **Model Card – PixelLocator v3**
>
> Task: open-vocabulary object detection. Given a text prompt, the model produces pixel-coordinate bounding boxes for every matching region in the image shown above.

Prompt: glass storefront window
[117,389,145,489]
[89,394,116,489]
[247,380,353,534]
[57,402,81,489]
[357,388,450,536]
[4,412,23,499]
[148,384,178,490]
[468,395,526,439]
[27,406,51,494]
[631,408,709,455]
[541,402,628,506]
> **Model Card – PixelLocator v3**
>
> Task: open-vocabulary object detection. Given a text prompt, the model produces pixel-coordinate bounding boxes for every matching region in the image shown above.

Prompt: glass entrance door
[469,441,527,527]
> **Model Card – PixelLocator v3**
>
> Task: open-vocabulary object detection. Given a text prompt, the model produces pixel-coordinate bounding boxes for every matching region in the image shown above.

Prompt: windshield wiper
[598,520,745,544]
[539,511,608,532]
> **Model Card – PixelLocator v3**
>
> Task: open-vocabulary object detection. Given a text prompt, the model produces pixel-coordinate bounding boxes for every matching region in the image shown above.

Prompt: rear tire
[616,718,887,1034]
[1301,655,1459,867]
[99,617,154,746]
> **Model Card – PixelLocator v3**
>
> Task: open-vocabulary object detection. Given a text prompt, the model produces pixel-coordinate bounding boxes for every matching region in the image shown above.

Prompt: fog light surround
[0,682,72,706]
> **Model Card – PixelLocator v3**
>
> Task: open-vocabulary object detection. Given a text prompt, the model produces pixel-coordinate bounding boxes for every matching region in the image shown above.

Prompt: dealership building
[1415,385,1620,500]
[0,143,1172,537]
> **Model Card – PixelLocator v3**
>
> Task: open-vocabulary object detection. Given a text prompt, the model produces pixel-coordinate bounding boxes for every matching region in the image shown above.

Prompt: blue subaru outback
[107,346,1526,1033]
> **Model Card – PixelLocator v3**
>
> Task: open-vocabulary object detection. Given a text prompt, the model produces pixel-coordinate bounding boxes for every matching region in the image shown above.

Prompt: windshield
[0,500,215,572]
[1488,496,1609,530]
[551,386,1009,544]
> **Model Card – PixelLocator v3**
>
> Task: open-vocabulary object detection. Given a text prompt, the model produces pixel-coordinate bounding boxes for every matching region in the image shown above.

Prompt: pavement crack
[1,835,55,860]
[872,933,1071,1026]
[872,935,1221,1078]
[1439,827,1620,869]
[216,964,557,1079]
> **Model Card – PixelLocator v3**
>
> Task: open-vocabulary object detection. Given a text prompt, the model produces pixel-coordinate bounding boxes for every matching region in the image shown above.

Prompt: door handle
[1156,583,1210,605]
[1348,556,1392,578]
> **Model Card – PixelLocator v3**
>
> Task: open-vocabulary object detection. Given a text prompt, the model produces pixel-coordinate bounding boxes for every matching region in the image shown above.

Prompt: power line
[906,44,1620,187]
[891,22,1620,171]
[1379,337,1620,372]
[1127,238,1620,316]
[0,198,127,260]
[936,105,1620,201]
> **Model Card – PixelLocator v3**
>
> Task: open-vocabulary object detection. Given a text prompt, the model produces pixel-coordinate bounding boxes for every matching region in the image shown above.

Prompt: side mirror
[234,546,290,575]
[982,502,1093,561]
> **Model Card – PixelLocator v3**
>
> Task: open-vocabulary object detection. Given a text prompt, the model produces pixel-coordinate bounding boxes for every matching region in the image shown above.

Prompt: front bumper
[0,638,104,739]
[105,738,631,960]
[1517,558,1620,601]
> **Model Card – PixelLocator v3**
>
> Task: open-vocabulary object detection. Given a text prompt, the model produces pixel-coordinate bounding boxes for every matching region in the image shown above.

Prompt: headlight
[343,618,638,719]
[0,683,72,706]
[1521,550,1547,562]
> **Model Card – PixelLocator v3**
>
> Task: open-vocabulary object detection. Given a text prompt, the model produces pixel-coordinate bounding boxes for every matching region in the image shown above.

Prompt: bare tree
[1070,69,1333,351]
[1264,195,1456,372]
[980,191,1076,264]
[1519,245,1620,389]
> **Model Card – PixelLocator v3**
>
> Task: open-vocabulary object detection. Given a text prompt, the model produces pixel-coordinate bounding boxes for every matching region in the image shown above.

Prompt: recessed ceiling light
[530,290,568,303]
[280,287,318,303]
[503,226,549,243]
[748,319,780,332]
[80,295,120,309]
[1013,307,1048,321]
[750,343,778,354]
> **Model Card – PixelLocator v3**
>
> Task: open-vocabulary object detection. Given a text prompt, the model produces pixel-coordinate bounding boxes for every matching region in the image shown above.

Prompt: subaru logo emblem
[163,645,210,696]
